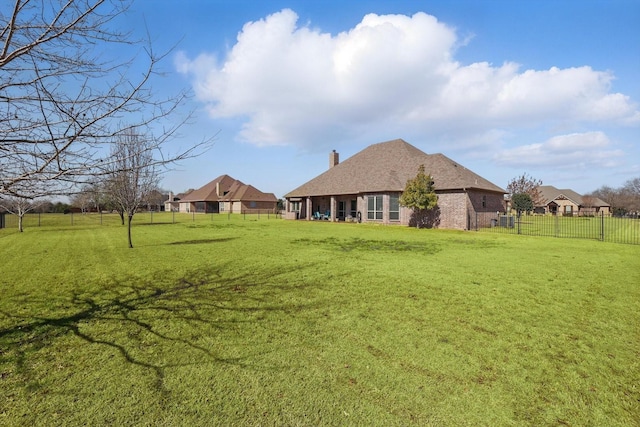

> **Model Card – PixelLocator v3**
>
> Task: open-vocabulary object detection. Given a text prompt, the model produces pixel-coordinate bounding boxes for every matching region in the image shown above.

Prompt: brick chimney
[329,149,339,168]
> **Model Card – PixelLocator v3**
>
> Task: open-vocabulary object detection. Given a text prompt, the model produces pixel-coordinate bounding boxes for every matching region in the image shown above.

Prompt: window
[565,205,573,214]
[290,201,300,212]
[350,199,357,217]
[367,195,383,220]
[482,195,486,208]
[389,194,400,221]
[219,202,225,212]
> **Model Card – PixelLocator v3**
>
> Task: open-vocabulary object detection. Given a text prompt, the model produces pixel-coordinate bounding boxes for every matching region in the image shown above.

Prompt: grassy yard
[1,214,639,426]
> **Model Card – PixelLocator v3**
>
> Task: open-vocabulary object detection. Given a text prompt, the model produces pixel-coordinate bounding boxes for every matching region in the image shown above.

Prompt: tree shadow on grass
[167,237,237,245]
[0,262,325,398]
[292,236,442,254]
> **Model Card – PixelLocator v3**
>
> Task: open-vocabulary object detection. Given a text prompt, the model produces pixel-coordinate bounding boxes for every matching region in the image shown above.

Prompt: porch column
[330,196,336,222]
[306,197,312,221]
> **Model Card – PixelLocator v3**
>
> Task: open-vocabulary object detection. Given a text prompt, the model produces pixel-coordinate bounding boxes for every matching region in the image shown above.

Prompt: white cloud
[175,9,639,150]
[492,131,624,169]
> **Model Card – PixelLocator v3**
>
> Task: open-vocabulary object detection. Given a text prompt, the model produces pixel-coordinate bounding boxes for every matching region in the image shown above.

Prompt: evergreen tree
[511,193,533,216]
[399,165,438,228]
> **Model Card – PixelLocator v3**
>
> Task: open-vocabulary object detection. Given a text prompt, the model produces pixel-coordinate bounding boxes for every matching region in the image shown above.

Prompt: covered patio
[285,195,359,222]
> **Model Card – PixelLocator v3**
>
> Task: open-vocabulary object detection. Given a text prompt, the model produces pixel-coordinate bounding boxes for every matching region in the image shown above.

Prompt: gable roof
[221,184,277,202]
[537,185,609,207]
[285,139,505,198]
[180,175,277,203]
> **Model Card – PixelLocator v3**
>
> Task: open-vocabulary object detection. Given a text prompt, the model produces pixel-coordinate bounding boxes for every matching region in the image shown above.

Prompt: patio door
[338,201,346,219]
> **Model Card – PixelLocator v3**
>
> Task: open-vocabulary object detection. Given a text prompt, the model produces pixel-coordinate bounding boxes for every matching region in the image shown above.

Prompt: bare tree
[107,130,159,248]
[70,192,91,213]
[0,193,43,232]
[622,177,640,213]
[580,195,598,216]
[0,175,48,231]
[590,185,619,207]
[144,188,167,212]
[507,173,543,206]
[590,180,640,216]
[70,181,110,212]
[1,0,211,200]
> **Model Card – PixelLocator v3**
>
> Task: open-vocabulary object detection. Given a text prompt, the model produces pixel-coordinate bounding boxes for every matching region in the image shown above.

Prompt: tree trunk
[18,214,23,232]
[119,210,125,225]
[127,214,134,248]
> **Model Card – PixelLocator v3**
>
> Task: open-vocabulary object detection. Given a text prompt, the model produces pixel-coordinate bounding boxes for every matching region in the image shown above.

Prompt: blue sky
[124,0,639,197]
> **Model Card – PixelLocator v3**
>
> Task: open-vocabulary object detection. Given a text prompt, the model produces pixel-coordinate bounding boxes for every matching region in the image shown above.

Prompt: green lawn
[1,214,639,426]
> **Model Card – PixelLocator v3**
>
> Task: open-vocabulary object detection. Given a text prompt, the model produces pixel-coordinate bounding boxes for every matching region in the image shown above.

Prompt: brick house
[284,139,505,230]
[164,190,192,212]
[175,175,278,214]
[534,185,610,216]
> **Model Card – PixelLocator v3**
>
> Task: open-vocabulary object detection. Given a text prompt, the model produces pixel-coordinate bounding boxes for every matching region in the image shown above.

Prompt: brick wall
[467,190,505,213]
[287,190,505,230]
[437,191,468,229]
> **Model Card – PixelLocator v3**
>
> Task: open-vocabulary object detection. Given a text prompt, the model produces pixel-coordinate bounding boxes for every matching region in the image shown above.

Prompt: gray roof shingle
[285,139,505,197]
[180,175,277,203]
[537,185,609,207]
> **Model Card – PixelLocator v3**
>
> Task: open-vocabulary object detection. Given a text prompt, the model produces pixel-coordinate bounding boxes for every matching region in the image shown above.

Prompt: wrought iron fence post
[600,211,605,241]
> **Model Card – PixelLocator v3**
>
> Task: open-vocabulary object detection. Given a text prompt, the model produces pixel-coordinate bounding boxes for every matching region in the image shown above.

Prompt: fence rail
[477,212,640,245]
[0,210,283,230]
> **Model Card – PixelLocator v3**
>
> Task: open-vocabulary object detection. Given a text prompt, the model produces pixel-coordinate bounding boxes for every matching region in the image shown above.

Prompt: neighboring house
[164,190,192,212]
[144,189,167,211]
[283,139,506,230]
[176,175,278,214]
[535,185,610,216]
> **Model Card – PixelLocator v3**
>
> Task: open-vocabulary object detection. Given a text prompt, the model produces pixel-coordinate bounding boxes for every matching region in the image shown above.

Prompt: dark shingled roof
[180,175,277,203]
[537,185,609,207]
[285,139,505,197]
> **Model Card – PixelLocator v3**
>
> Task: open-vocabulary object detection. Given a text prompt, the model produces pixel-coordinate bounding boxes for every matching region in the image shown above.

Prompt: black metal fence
[476,211,640,245]
[0,210,283,230]
[4,210,638,245]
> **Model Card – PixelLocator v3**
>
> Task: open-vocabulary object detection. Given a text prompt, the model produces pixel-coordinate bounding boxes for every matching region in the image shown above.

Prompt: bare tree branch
[506,173,543,206]
[1,0,213,199]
